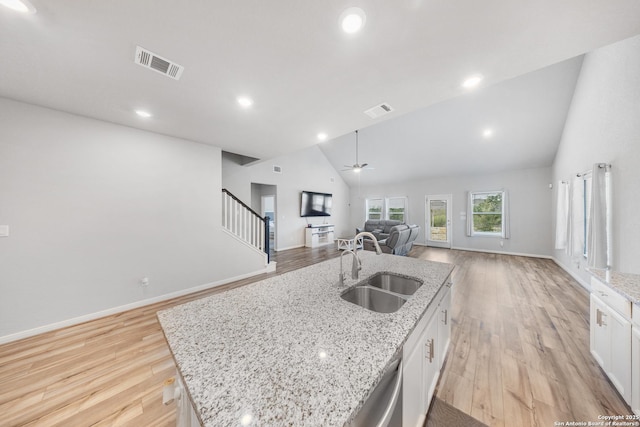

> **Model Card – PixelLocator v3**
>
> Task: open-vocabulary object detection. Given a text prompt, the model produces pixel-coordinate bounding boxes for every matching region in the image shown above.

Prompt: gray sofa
[356,219,404,241]
[362,223,420,256]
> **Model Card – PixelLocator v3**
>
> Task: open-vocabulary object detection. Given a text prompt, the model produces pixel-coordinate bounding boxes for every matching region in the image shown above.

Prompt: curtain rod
[577,163,611,177]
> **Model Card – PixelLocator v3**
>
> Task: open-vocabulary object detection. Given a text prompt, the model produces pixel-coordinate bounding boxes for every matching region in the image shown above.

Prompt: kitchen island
[158,251,454,426]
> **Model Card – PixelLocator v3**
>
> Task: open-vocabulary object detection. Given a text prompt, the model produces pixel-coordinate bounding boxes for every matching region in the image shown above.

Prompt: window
[366,198,384,220]
[386,197,408,222]
[365,196,408,222]
[470,191,505,236]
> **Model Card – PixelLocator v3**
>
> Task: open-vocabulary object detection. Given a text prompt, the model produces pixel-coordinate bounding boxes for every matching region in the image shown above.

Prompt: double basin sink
[341,272,423,313]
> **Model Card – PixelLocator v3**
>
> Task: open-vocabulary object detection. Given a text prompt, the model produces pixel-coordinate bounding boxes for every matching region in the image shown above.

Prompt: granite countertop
[589,269,640,305]
[157,251,454,427]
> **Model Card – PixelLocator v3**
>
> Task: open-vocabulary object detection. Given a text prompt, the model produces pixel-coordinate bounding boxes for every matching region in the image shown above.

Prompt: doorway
[251,183,277,256]
[426,195,452,248]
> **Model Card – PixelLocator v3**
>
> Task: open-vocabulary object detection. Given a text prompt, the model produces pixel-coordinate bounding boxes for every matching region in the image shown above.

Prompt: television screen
[300,191,332,217]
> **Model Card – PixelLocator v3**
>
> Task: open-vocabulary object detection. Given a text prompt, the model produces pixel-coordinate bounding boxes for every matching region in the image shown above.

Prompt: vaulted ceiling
[1,1,639,184]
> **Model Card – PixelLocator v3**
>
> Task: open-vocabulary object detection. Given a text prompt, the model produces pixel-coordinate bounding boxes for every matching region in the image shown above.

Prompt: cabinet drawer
[633,304,640,328]
[591,277,631,319]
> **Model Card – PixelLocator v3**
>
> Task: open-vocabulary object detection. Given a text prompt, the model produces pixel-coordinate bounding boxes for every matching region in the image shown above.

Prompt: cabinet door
[437,286,452,368]
[607,307,631,404]
[403,334,424,427]
[423,313,440,407]
[590,294,610,370]
[632,326,640,416]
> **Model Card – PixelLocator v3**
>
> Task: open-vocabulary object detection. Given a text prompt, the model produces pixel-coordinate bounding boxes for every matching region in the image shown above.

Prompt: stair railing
[222,189,270,262]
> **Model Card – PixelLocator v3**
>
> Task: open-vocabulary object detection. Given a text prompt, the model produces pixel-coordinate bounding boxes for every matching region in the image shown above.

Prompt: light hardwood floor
[0,246,632,426]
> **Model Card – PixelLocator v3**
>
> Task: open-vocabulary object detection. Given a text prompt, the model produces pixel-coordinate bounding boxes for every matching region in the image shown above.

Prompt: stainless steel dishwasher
[347,356,403,427]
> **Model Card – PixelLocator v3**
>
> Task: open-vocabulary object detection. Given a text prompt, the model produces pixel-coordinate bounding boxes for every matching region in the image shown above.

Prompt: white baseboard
[551,257,591,291]
[0,266,271,345]
[450,246,553,259]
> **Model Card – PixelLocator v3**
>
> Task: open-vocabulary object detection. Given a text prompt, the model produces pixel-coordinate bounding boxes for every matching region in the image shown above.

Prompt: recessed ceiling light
[482,128,494,138]
[135,110,152,118]
[462,74,484,89]
[237,96,254,108]
[0,0,36,13]
[317,132,328,141]
[340,7,366,34]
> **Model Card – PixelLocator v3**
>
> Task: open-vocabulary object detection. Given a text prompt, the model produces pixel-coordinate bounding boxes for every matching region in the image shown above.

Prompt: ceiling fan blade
[361,163,368,168]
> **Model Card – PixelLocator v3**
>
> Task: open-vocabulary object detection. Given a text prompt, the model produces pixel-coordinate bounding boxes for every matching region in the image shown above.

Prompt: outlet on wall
[140,277,149,286]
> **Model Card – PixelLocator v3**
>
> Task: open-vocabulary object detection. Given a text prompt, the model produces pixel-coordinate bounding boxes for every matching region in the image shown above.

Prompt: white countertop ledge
[158,252,454,427]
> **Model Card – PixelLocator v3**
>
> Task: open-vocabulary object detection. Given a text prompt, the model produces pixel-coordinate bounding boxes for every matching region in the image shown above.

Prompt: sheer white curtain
[555,181,569,250]
[588,164,612,269]
[501,190,510,239]
[465,191,473,237]
[569,176,585,259]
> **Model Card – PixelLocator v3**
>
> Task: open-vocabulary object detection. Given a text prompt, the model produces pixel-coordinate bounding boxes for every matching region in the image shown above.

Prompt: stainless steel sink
[341,286,407,313]
[367,272,423,296]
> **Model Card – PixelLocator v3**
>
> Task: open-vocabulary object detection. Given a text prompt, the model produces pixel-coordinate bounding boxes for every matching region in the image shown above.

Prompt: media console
[304,224,335,248]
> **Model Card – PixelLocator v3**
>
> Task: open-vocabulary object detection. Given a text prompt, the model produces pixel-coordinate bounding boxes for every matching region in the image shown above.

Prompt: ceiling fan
[342,130,374,173]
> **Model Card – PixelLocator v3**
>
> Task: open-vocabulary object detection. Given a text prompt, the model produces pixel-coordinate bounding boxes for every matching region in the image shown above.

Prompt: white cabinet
[403,326,426,427]
[632,308,640,416]
[176,375,201,427]
[304,225,335,248]
[590,294,610,369]
[590,277,632,405]
[402,278,453,427]
[437,283,452,361]
[422,312,440,406]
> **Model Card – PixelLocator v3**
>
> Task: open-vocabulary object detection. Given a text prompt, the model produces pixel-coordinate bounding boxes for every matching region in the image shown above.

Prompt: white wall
[0,98,266,339]
[222,146,351,250]
[350,166,553,257]
[552,35,640,280]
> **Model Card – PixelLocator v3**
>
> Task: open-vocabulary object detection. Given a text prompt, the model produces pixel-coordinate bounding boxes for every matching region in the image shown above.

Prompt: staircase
[222,189,270,263]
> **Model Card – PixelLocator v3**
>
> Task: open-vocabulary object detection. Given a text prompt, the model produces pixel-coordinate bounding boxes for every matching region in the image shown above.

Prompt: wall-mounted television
[300,191,332,217]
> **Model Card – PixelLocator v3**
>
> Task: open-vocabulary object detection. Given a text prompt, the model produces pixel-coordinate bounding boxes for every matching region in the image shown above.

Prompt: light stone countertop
[157,251,454,427]
[589,269,640,305]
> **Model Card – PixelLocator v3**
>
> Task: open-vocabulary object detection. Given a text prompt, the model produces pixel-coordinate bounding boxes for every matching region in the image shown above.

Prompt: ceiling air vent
[273,165,282,174]
[135,46,184,80]
[364,102,394,119]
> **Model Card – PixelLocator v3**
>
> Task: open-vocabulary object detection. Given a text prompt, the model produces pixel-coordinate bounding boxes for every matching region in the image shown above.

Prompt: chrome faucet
[339,232,382,286]
[339,249,358,286]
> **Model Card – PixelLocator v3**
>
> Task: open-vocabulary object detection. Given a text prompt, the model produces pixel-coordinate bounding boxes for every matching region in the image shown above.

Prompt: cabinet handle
[442,309,448,325]
[599,291,608,297]
[596,308,608,327]
[425,339,435,363]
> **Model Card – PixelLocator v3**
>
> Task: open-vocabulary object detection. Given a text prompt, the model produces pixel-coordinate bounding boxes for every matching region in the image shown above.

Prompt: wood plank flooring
[422,249,633,426]
[0,246,632,426]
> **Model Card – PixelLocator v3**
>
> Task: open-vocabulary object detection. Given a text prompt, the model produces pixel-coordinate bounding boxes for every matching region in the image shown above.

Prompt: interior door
[426,195,452,248]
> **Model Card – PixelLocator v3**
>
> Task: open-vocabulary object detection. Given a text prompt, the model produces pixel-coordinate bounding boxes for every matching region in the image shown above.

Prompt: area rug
[424,398,488,427]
